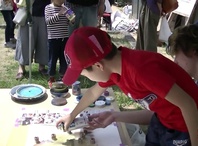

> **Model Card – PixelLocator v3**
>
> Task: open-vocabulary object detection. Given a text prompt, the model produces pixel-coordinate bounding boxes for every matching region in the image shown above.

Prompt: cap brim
[62,68,82,85]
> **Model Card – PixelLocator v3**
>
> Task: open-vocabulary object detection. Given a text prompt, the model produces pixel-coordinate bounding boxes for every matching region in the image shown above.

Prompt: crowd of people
[1,0,198,145]
[0,0,107,83]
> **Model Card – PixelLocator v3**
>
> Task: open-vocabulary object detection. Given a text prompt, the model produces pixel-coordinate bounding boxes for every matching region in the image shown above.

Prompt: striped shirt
[45,4,69,39]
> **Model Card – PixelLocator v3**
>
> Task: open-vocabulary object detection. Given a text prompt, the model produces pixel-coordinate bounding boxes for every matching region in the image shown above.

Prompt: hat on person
[63,27,113,85]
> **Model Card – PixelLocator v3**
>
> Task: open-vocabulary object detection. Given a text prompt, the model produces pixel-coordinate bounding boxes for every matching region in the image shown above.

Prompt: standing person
[15,0,50,80]
[45,0,69,88]
[97,0,112,29]
[135,0,162,52]
[0,0,16,49]
[65,0,105,35]
[56,27,198,146]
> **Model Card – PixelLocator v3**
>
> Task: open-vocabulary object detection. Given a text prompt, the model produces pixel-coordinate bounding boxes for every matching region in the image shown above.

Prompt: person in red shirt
[56,27,198,146]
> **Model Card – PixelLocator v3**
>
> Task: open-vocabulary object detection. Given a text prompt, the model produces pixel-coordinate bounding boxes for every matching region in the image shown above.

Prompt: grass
[0,12,173,134]
[0,14,137,110]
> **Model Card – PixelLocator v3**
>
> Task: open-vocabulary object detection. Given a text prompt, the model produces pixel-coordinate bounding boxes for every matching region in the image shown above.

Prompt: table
[0,87,132,146]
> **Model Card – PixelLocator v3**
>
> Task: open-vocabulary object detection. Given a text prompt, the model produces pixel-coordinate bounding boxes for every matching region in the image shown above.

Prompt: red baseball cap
[63,27,113,85]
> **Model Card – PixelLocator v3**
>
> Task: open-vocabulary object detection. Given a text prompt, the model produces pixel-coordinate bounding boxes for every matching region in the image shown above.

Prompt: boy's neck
[53,3,62,7]
[110,51,122,75]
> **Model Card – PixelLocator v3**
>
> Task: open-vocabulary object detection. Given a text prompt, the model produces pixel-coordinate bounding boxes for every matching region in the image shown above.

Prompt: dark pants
[1,10,15,42]
[146,114,191,146]
[108,0,114,6]
[135,1,160,52]
[48,38,68,77]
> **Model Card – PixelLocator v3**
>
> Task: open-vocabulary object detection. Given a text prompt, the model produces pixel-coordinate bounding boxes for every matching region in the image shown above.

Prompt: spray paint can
[72,81,81,96]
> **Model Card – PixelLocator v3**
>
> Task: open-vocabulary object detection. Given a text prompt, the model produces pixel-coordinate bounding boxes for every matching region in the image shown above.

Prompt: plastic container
[64,6,75,24]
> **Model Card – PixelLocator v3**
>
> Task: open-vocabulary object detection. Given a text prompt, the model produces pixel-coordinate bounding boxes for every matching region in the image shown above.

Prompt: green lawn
[0,14,139,109]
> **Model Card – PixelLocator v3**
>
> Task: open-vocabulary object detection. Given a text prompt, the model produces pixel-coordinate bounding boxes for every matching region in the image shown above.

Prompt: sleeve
[98,79,115,88]
[45,5,60,25]
[137,62,176,98]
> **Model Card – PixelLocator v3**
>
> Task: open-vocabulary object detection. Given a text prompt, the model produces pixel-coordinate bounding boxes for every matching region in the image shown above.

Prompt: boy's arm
[165,83,198,146]
[56,83,106,130]
[87,109,153,130]
[45,6,66,25]
[44,6,59,25]
[113,109,154,125]
[71,83,106,118]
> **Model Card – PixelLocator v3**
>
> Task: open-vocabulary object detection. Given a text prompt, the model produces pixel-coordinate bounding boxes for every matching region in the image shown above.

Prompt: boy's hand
[56,114,75,131]
[86,111,115,130]
[58,7,67,15]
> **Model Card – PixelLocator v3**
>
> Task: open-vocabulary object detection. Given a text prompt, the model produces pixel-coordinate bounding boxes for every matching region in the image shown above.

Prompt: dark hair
[85,34,118,71]
[167,24,198,57]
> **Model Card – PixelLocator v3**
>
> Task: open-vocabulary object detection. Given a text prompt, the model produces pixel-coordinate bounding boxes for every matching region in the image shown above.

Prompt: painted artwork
[14,108,124,146]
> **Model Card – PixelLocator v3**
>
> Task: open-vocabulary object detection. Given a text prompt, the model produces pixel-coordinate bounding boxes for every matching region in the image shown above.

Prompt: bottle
[64,6,75,24]
[72,81,81,96]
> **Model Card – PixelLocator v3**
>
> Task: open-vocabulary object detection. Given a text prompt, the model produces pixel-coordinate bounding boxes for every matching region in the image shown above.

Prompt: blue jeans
[66,3,98,35]
[146,114,191,146]
[48,38,68,77]
[1,10,15,42]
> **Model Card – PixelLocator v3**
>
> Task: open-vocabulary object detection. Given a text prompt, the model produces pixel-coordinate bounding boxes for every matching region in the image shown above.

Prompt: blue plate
[16,85,43,98]
[10,84,46,102]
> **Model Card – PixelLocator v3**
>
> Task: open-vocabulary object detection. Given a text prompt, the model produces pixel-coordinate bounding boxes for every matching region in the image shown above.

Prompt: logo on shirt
[173,139,188,146]
[135,94,157,110]
[65,54,71,66]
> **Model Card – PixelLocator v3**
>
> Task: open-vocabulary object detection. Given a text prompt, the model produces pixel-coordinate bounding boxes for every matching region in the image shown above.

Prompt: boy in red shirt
[57,27,198,146]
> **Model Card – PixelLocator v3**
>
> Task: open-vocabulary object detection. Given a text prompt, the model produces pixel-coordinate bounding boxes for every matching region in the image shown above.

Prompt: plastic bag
[159,16,172,42]
[13,7,27,26]
[126,124,146,146]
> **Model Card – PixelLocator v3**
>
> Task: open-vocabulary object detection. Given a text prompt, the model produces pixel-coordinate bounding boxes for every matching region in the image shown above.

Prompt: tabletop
[0,87,132,146]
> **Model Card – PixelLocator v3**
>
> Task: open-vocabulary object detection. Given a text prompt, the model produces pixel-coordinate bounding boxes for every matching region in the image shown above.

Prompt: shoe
[39,69,48,76]
[16,72,25,80]
[4,42,16,49]
[56,75,64,82]
[48,77,56,89]
[10,38,17,44]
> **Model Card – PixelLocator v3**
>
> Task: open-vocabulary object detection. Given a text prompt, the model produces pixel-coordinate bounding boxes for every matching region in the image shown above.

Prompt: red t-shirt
[99,47,198,132]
